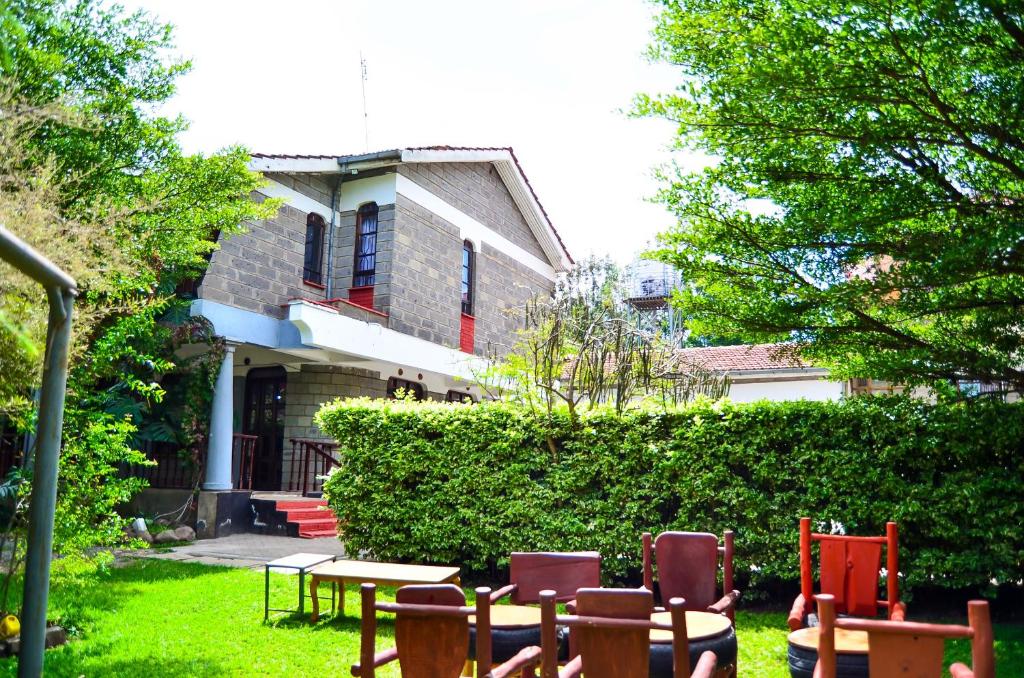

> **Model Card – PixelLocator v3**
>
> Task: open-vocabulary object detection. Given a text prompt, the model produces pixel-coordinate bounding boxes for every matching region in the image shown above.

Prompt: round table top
[788,626,869,654]
[649,611,732,643]
[469,605,542,629]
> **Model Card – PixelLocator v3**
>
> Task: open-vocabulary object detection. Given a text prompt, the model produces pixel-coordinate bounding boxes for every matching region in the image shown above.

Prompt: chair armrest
[788,594,808,631]
[490,584,517,604]
[708,590,741,615]
[691,650,717,678]
[489,646,542,678]
[891,601,907,622]
[351,647,398,676]
[949,663,974,678]
[558,655,583,678]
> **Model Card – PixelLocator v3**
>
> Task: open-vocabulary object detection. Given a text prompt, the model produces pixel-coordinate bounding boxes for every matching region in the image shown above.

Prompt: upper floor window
[354,202,379,287]
[303,214,326,286]
[386,377,424,401]
[461,240,474,315]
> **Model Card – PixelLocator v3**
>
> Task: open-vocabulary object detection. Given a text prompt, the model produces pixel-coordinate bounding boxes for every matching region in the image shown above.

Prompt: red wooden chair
[491,552,602,607]
[814,593,995,678]
[642,531,740,622]
[538,588,717,678]
[788,517,906,631]
[351,583,542,678]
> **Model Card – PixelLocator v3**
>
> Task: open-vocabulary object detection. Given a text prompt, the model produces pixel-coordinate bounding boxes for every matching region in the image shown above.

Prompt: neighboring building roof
[676,343,818,374]
[249,146,572,271]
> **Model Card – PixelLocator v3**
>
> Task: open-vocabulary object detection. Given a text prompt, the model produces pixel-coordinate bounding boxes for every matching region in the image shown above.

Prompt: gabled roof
[249,146,572,271]
[676,343,817,374]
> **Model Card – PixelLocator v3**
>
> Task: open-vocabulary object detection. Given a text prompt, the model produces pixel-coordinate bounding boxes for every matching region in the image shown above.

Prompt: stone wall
[388,194,463,347]
[199,194,328,318]
[474,242,552,356]
[397,162,547,260]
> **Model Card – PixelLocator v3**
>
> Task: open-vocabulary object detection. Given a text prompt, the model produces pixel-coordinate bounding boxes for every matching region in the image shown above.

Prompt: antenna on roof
[359,52,369,152]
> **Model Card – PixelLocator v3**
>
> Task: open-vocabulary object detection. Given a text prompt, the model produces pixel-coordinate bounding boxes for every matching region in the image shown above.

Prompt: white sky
[121,0,706,263]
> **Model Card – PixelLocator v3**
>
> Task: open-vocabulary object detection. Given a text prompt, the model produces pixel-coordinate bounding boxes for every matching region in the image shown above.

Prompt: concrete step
[298,527,338,539]
[282,508,332,521]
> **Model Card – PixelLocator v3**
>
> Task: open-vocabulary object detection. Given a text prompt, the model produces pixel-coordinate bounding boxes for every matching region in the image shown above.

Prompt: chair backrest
[644,531,733,611]
[393,585,468,678]
[800,517,898,618]
[509,551,601,604]
[815,594,995,678]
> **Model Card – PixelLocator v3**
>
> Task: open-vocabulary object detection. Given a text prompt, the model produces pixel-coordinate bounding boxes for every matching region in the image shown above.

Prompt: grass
[0,558,1018,677]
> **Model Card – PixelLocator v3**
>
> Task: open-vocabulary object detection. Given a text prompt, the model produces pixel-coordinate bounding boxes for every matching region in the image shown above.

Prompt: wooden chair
[491,552,602,607]
[484,552,601,664]
[351,583,542,678]
[814,593,995,678]
[788,517,906,631]
[642,531,740,622]
[538,588,717,678]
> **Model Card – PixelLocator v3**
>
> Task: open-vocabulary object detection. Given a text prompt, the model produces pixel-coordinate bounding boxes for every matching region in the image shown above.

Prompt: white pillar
[203,344,235,491]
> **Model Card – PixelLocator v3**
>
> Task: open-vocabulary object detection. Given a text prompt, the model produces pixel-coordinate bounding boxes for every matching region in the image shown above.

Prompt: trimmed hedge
[317,397,1024,597]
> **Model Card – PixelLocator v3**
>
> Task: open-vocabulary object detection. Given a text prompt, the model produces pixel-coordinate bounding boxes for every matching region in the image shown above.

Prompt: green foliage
[0,0,279,554]
[319,397,1024,597]
[638,0,1024,391]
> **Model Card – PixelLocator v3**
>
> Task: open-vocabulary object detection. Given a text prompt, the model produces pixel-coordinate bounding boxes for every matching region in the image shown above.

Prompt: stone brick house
[186,147,572,503]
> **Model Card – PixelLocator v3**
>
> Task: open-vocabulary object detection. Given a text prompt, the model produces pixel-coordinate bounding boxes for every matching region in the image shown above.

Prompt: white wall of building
[726,378,845,403]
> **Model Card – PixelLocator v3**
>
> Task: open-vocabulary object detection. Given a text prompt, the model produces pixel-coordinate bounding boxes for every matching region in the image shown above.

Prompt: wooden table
[788,626,869,654]
[788,626,869,678]
[469,604,542,628]
[308,560,461,621]
[650,610,733,643]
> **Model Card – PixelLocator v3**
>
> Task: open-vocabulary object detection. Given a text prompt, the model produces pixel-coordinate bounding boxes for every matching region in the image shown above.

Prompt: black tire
[468,625,567,663]
[648,625,737,677]
[787,642,868,678]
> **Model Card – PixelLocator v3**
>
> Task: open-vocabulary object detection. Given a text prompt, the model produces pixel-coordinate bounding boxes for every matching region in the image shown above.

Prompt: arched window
[353,202,379,287]
[461,240,474,315]
[386,377,424,401]
[303,213,326,286]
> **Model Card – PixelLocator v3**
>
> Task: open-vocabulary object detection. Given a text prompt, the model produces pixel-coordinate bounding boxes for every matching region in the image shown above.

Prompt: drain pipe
[0,225,76,678]
[325,176,342,299]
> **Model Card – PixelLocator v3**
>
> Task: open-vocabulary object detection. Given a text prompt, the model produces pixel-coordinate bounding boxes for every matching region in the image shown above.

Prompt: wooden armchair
[642,531,740,622]
[538,588,717,678]
[491,552,602,608]
[788,517,906,631]
[351,583,542,678]
[814,593,994,678]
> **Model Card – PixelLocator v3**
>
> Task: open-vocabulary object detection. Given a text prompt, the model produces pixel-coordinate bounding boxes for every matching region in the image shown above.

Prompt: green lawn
[0,559,1018,677]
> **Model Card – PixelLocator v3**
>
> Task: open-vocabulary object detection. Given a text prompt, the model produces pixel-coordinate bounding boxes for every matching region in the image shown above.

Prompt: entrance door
[242,367,286,491]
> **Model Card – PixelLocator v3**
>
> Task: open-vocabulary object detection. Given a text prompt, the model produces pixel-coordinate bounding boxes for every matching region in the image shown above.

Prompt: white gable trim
[395,174,557,282]
[400,149,572,272]
[257,179,337,220]
[248,156,340,173]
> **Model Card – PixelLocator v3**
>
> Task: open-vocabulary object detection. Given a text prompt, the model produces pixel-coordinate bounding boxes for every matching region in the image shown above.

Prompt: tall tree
[639,0,1024,392]
[0,0,276,553]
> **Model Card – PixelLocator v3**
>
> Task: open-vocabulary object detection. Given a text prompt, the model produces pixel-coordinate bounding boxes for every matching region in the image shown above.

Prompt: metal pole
[0,225,76,678]
[18,287,73,678]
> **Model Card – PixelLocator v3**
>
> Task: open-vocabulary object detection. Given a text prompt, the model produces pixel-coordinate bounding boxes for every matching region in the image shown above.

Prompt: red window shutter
[349,285,374,309]
[460,313,475,353]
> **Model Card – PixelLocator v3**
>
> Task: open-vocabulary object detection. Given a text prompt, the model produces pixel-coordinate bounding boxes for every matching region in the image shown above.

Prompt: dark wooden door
[242,367,286,491]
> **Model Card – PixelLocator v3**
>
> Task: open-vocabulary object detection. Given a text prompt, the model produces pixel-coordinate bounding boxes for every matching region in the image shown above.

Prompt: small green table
[264,553,337,620]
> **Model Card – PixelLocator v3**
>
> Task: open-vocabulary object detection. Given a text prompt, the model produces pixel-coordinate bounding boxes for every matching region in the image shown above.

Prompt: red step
[274,499,339,539]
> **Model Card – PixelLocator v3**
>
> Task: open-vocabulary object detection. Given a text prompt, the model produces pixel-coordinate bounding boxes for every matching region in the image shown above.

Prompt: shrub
[318,397,1024,597]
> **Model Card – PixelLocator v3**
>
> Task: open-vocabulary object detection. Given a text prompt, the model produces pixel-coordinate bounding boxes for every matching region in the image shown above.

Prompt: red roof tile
[676,343,812,373]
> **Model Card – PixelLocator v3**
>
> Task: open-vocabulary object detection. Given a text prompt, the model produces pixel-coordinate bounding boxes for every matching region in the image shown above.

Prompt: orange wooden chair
[788,517,906,631]
[814,593,995,678]
[642,531,740,622]
[351,583,541,678]
[538,588,717,678]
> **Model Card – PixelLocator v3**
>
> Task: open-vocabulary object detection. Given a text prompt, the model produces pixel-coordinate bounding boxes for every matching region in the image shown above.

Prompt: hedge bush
[317,397,1024,597]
